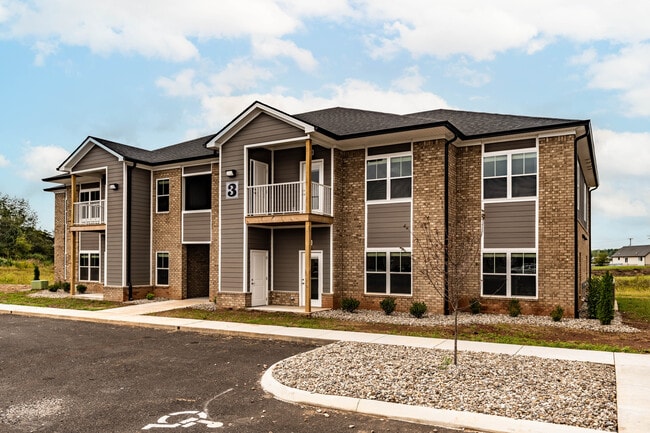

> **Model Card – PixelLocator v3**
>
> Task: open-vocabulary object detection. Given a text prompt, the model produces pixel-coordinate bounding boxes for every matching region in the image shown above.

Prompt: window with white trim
[79,251,100,281]
[366,155,412,201]
[366,251,411,295]
[482,252,536,297]
[156,179,169,213]
[156,252,169,285]
[483,151,537,199]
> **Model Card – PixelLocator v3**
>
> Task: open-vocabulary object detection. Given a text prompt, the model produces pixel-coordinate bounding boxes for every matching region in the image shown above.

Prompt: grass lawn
[0,290,121,311]
[616,275,650,323]
[0,260,54,284]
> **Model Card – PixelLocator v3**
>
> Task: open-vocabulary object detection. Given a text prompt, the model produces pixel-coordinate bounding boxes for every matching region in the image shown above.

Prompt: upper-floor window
[184,174,211,211]
[483,151,537,199]
[367,155,412,201]
[79,188,100,202]
[156,179,169,213]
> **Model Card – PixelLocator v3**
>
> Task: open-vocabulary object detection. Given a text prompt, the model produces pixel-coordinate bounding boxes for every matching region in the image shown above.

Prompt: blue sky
[1,0,649,249]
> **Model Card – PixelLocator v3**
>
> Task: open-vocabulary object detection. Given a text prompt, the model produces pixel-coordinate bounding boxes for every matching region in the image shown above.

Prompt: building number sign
[226,181,238,199]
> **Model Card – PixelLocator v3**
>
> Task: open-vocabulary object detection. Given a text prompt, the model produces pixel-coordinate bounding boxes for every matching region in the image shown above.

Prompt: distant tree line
[591,249,618,266]
[0,193,53,261]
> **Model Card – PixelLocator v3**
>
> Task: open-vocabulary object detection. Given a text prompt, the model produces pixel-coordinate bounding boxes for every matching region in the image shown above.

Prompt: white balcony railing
[74,200,105,225]
[247,181,332,217]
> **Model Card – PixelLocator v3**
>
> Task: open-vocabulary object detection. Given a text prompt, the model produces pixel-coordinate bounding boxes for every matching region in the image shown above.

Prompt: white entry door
[299,250,322,307]
[250,250,268,306]
[300,160,324,213]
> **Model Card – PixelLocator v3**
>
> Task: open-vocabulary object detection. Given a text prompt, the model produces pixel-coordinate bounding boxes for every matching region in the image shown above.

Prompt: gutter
[573,132,588,318]
[126,163,134,301]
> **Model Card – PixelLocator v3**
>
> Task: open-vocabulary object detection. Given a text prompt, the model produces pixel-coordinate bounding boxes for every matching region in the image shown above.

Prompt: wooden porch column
[304,138,312,313]
[70,175,76,296]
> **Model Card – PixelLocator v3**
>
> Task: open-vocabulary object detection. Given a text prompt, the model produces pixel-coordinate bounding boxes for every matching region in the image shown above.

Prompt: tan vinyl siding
[484,138,536,153]
[72,146,116,172]
[130,167,151,285]
[366,202,411,248]
[183,211,211,243]
[229,113,305,147]
[273,145,331,184]
[484,201,536,248]
[184,164,212,175]
[220,143,245,292]
[79,232,100,250]
[273,227,330,293]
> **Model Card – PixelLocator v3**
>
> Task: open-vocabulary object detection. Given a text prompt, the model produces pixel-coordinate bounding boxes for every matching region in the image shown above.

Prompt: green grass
[0,260,54,284]
[0,290,121,311]
[593,265,646,272]
[616,275,650,322]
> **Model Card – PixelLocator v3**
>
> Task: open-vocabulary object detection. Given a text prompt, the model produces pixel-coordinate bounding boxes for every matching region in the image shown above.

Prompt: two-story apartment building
[44,101,598,317]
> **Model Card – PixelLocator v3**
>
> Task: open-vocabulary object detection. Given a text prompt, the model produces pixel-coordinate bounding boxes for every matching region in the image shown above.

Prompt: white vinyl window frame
[78,250,101,282]
[483,148,538,201]
[481,250,538,299]
[156,251,170,286]
[365,151,412,203]
[364,248,412,296]
[156,178,170,213]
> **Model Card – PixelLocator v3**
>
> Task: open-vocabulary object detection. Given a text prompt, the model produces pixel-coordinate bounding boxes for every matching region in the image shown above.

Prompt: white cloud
[0,154,8,166]
[251,37,318,72]
[446,62,491,87]
[19,145,70,181]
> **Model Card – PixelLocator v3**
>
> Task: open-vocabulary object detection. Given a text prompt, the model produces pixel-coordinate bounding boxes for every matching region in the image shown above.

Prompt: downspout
[126,163,134,301]
[573,132,588,318]
[444,133,458,315]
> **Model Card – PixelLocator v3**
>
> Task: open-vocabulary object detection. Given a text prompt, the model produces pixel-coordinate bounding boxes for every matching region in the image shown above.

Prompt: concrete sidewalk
[1,300,648,433]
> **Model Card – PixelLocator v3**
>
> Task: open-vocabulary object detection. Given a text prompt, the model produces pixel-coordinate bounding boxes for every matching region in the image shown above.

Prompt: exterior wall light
[109,183,119,190]
[226,170,237,178]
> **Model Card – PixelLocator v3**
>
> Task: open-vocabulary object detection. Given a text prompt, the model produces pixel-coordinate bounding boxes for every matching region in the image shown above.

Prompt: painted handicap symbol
[142,410,223,429]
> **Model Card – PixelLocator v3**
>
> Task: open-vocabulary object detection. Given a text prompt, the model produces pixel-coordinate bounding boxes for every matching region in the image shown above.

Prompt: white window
[79,251,100,281]
[482,252,537,297]
[156,252,169,285]
[483,151,537,199]
[156,179,169,213]
[366,251,411,295]
[366,155,412,201]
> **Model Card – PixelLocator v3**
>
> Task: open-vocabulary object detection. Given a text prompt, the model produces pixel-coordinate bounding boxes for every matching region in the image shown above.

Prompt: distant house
[610,245,650,266]
[43,101,598,317]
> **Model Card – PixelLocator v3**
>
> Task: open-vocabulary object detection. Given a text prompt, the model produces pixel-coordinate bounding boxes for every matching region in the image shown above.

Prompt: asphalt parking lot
[0,314,457,432]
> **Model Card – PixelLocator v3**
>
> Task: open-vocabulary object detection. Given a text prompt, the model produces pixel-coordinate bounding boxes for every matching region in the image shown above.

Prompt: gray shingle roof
[611,245,650,257]
[92,134,217,165]
[293,107,586,140]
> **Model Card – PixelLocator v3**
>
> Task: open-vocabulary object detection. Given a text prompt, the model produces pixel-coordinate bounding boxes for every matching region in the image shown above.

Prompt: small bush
[48,281,60,292]
[597,272,615,325]
[587,276,602,319]
[76,284,87,294]
[33,265,40,281]
[341,297,360,313]
[508,299,521,317]
[379,297,396,315]
[550,305,564,322]
[62,282,70,293]
[146,292,155,300]
[469,298,481,315]
[409,301,427,318]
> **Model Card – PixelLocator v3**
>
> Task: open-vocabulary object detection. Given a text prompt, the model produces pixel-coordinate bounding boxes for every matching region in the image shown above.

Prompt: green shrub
[33,265,40,281]
[409,301,427,318]
[550,305,564,322]
[469,298,481,315]
[146,292,155,300]
[597,272,615,325]
[341,297,360,313]
[508,299,521,317]
[76,284,87,294]
[48,281,60,292]
[379,297,396,315]
[62,282,70,293]
[587,276,602,319]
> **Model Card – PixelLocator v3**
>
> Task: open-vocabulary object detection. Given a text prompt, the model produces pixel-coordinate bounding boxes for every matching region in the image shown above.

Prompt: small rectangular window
[157,252,169,285]
[157,179,169,213]
[185,174,211,211]
[366,251,411,295]
[482,252,536,297]
[367,154,411,201]
[483,151,537,199]
[79,252,100,282]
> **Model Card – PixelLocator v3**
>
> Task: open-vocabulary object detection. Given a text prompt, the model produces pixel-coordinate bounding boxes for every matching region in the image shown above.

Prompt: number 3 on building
[226,181,238,199]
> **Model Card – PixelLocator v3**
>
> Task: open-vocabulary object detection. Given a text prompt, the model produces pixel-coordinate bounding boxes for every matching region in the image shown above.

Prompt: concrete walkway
[1,299,648,433]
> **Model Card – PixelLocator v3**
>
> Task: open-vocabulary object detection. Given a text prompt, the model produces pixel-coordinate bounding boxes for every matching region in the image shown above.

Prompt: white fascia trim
[243,136,311,149]
[121,161,128,287]
[218,144,223,293]
[208,102,315,148]
[242,147,249,293]
[149,170,154,286]
[60,138,125,172]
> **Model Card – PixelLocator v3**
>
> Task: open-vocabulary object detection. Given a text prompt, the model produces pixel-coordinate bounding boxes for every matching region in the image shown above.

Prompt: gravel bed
[272,341,618,431]
[311,308,639,333]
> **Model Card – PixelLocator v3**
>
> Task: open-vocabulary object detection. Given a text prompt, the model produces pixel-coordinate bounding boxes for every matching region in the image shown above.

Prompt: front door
[300,160,324,213]
[299,250,322,307]
[250,250,268,306]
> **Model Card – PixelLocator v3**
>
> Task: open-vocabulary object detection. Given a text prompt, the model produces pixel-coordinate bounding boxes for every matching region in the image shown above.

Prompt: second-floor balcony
[247,181,332,219]
[74,200,105,226]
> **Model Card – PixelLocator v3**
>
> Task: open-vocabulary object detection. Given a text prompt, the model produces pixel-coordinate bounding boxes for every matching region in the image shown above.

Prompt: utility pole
[628,237,633,246]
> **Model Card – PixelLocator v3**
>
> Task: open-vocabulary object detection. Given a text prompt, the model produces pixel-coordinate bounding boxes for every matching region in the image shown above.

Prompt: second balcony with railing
[246,181,332,223]
[73,200,105,226]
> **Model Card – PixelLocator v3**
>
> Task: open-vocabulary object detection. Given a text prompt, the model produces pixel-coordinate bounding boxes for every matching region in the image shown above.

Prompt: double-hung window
[156,179,169,213]
[366,251,411,295]
[156,252,169,285]
[79,252,100,281]
[482,252,536,297]
[367,155,412,201]
[483,151,537,199]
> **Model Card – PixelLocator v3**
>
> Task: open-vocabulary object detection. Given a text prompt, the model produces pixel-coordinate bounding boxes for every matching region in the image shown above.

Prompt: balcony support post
[304,138,312,313]
[70,174,77,296]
